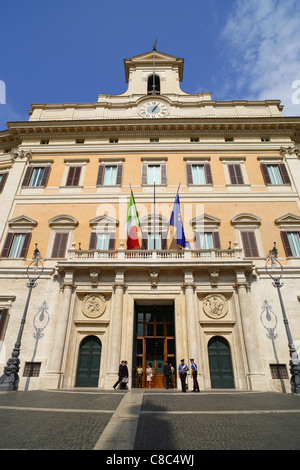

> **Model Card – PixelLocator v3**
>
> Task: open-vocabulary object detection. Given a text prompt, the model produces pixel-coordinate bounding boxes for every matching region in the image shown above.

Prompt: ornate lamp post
[265,243,300,393]
[0,244,44,391]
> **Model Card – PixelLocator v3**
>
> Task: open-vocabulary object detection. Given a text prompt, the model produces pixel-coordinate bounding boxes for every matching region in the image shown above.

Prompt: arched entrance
[75,336,101,387]
[208,336,234,389]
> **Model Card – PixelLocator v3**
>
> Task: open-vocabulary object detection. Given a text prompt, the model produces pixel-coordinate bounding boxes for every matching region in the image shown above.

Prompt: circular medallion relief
[203,294,228,319]
[82,294,106,318]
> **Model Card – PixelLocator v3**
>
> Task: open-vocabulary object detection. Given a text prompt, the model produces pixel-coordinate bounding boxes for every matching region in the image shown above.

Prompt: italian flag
[126,192,140,249]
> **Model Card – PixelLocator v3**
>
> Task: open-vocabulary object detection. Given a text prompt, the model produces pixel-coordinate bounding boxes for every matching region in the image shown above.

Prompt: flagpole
[166,183,181,246]
[153,182,156,250]
[129,184,146,249]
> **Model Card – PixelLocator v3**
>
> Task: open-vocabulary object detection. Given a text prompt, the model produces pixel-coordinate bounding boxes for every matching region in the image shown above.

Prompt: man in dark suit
[163,361,171,389]
[113,360,125,390]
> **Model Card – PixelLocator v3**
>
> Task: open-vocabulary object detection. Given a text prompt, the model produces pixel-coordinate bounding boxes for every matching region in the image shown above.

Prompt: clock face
[139,100,169,118]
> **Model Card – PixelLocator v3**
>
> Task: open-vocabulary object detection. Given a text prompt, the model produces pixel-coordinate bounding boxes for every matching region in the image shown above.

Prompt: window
[0,172,8,193]
[89,232,115,250]
[142,162,167,186]
[66,166,82,187]
[190,138,199,142]
[195,232,221,250]
[51,232,69,258]
[150,138,159,143]
[22,166,51,187]
[186,163,213,185]
[76,139,85,144]
[261,137,270,142]
[148,233,161,250]
[147,74,160,95]
[260,163,291,185]
[23,362,41,377]
[40,140,49,145]
[109,138,118,143]
[1,232,31,258]
[281,231,300,257]
[225,137,234,142]
[228,164,244,185]
[270,364,288,379]
[97,164,123,186]
[240,231,259,257]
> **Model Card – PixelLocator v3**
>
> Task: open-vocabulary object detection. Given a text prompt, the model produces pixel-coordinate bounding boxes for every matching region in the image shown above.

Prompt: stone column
[107,271,125,388]
[236,270,266,390]
[183,271,199,389]
[48,271,74,388]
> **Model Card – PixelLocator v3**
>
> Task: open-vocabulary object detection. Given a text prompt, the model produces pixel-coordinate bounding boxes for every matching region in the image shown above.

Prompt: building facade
[0,49,300,392]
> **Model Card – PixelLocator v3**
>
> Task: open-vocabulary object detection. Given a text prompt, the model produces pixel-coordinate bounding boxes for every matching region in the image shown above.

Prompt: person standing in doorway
[136,364,143,388]
[146,364,152,388]
[178,359,189,392]
[163,361,171,389]
[190,359,200,392]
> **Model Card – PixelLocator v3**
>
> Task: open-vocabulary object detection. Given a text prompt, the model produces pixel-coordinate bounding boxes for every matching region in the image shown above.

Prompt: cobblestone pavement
[0,389,300,450]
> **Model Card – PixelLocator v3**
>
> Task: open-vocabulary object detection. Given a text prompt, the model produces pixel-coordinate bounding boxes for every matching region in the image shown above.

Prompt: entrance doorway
[75,336,101,387]
[208,336,234,389]
[133,303,176,388]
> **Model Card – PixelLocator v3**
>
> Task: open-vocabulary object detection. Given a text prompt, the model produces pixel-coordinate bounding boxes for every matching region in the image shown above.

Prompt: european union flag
[170,193,191,248]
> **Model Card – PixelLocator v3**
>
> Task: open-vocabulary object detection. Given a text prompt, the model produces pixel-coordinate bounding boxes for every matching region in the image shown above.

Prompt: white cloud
[220,0,300,115]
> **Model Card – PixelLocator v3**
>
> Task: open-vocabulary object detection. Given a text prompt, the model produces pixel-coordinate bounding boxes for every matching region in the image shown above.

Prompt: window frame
[260,162,291,185]
[97,163,123,187]
[141,161,167,186]
[186,162,213,186]
[0,172,8,194]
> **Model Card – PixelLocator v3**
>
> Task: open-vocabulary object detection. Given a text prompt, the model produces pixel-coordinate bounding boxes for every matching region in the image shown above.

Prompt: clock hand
[152,105,158,112]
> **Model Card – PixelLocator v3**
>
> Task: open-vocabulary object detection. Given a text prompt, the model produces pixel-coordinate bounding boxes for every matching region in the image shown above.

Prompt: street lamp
[265,243,300,394]
[0,244,44,391]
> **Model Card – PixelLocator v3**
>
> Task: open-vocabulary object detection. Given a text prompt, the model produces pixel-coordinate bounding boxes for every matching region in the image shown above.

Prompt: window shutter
[161,163,167,185]
[278,164,291,184]
[1,232,14,258]
[141,163,148,186]
[186,163,193,185]
[280,231,293,257]
[161,231,168,250]
[0,172,8,193]
[40,166,51,187]
[212,231,221,249]
[51,233,68,258]
[241,231,259,257]
[22,167,33,187]
[204,163,213,184]
[20,232,32,258]
[260,164,271,184]
[228,164,244,184]
[73,166,81,186]
[89,232,97,250]
[0,309,8,340]
[116,164,123,186]
[194,232,200,249]
[66,167,75,186]
[97,165,105,186]
[109,233,116,250]
[141,230,148,249]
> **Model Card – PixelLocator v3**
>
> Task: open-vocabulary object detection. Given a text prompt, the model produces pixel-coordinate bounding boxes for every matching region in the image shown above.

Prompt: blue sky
[0,0,299,130]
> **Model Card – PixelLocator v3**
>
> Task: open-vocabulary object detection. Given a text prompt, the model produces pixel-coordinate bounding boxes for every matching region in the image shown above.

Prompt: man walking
[178,359,189,392]
[113,360,125,390]
[190,359,200,392]
[163,361,171,389]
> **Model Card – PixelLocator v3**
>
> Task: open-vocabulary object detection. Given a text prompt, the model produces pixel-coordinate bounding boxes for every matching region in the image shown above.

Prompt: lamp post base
[0,356,20,392]
[290,359,300,394]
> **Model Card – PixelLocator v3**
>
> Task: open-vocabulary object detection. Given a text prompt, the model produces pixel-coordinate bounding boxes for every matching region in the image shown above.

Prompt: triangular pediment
[191,214,221,228]
[89,215,119,228]
[124,50,184,82]
[275,213,300,225]
[8,215,37,228]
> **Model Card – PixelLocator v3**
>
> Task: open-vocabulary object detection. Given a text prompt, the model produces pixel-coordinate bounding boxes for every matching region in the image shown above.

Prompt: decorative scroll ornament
[203,294,228,319]
[82,294,106,318]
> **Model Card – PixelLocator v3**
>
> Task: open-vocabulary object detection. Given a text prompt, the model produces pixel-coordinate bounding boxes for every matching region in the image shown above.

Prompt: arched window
[147,74,160,95]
